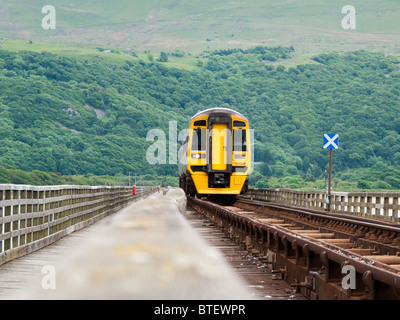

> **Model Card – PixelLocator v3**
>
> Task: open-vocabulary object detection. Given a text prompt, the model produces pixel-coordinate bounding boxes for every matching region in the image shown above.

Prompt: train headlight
[191,153,205,159]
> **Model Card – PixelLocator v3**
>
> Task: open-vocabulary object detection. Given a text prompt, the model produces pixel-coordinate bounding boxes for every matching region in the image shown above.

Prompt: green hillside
[1,0,400,54]
[0,45,399,190]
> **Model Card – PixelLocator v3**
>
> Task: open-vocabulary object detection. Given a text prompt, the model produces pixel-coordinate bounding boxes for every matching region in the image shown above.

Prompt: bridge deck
[1,189,254,300]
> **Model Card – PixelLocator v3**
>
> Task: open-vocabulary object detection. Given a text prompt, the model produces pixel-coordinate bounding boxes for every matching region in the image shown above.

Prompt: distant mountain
[1,0,400,54]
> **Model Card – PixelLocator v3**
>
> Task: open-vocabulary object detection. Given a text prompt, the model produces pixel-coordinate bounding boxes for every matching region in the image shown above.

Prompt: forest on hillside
[0,47,399,190]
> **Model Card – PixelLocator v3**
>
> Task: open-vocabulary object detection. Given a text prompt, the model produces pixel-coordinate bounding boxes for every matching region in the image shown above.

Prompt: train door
[211,123,228,171]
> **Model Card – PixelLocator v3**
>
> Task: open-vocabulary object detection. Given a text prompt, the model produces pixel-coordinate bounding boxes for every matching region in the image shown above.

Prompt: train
[179,107,251,197]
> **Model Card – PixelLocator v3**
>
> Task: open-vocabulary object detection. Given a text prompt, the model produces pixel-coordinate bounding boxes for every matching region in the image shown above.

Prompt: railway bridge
[0,184,400,302]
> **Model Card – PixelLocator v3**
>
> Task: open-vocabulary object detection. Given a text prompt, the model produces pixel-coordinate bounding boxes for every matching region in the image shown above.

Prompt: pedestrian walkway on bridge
[1,188,253,300]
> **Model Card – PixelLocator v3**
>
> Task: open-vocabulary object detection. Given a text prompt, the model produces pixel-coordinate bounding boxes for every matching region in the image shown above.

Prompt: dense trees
[0,48,398,189]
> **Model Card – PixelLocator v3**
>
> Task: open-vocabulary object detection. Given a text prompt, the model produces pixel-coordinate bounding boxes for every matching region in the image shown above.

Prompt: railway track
[185,208,307,300]
[187,196,400,300]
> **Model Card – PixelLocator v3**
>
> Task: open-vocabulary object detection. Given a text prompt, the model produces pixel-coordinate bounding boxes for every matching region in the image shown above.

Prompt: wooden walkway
[0,213,114,299]
[0,190,252,300]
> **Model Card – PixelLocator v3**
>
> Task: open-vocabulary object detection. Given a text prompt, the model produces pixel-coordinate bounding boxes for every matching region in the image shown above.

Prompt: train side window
[233,129,247,152]
[191,128,206,151]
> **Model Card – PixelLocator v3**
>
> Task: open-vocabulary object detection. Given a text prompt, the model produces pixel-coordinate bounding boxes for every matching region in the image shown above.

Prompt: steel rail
[237,198,400,233]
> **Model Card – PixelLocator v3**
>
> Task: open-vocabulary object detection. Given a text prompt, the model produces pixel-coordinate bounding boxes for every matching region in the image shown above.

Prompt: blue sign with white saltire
[323,134,339,149]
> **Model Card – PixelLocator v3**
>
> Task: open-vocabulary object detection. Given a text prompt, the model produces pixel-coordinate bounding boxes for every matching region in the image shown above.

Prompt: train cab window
[233,129,247,152]
[194,120,207,127]
[233,120,246,127]
[191,128,206,151]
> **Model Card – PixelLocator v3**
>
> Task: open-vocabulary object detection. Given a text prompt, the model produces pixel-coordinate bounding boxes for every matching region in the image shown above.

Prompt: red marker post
[132,185,136,195]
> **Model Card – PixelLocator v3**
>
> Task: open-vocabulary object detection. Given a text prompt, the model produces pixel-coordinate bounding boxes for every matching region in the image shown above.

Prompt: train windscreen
[191,128,207,151]
[233,129,247,152]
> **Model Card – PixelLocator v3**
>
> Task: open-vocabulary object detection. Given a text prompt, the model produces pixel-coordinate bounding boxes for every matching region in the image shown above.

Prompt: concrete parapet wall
[0,184,152,265]
[242,188,400,222]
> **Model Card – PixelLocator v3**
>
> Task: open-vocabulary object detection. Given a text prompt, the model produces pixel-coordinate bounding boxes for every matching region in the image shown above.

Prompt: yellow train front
[179,107,251,196]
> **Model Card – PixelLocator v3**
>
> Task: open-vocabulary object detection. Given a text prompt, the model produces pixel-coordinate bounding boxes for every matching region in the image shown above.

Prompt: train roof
[191,107,248,121]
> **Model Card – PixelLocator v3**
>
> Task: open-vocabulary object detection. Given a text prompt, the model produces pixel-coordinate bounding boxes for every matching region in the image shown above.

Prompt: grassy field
[1,0,400,55]
[1,38,203,70]
[1,37,327,73]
